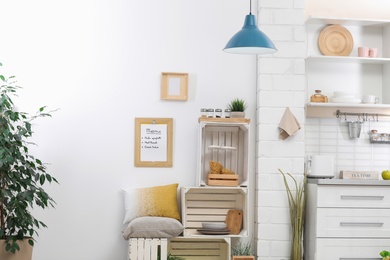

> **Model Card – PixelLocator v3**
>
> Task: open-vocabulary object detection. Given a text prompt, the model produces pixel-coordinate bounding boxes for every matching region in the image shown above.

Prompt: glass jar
[200,108,207,118]
[215,109,222,118]
[207,108,214,118]
[224,109,230,118]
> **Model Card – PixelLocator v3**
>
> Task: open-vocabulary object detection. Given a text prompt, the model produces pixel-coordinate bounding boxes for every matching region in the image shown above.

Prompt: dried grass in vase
[278,169,307,260]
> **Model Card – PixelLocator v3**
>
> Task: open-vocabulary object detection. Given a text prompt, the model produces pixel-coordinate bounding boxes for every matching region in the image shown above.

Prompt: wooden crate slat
[185,200,237,208]
[169,249,221,256]
[180,257,221,260]
[169,242,224,249]
[186,208,230,215]
[185,188,246,195]
[186,193,238,200]
[168,238,230,260]
[186,215,226,222]
[160,239,168,260]
[205,125,241,132]
[144,239,152,260]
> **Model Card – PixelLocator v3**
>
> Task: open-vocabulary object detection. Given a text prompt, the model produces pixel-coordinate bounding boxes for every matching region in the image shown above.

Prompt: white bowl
[333,91,356,98]
[202,222,227,230]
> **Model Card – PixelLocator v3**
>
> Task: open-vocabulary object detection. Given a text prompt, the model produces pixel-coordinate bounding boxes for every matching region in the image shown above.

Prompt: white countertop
[308,178,390,186]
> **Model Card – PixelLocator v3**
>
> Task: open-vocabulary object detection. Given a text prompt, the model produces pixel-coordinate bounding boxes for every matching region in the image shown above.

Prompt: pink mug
[358,47,370,57]
[369,48,378,58]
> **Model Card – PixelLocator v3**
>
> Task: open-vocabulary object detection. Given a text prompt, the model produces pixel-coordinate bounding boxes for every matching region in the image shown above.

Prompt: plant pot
[232,256,255,260]
[230,111,245,118]
[0,239,33,260]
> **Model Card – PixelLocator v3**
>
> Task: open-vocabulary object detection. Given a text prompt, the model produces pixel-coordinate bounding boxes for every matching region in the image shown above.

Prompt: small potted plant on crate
[231,240,254,260]
[0,63,58,260]
[227,98,247,118]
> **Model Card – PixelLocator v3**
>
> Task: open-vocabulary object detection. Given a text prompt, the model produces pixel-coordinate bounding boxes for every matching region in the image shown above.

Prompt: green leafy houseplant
[227,98,247,112]
[0,63,58,254]
[380,250,390,260]
[278,169,306,260]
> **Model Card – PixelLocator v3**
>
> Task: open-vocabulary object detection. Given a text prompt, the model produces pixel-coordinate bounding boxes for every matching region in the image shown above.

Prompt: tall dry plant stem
[278,169,307,260]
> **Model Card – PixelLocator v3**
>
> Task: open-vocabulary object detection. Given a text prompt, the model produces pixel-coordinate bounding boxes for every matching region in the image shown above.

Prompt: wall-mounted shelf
[198,117,250,124]
[306,102,390,118]
[305,17,390,27]
[306,56,390,64]
[305,16,390,106]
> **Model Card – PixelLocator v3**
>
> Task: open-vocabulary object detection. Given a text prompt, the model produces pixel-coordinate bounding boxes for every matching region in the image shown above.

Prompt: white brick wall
[255,0,306,259]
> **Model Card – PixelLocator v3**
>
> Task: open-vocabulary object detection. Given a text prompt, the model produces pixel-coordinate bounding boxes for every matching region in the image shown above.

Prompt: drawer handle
[340,195,384,200]
[340,222,384,227]
[340,258,381,260]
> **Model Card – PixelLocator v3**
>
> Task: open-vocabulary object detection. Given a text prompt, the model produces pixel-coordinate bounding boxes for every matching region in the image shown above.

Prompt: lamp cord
[249,0,252,15]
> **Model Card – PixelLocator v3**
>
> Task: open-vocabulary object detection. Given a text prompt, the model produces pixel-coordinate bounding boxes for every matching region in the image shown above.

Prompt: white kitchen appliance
[307,155,334,178]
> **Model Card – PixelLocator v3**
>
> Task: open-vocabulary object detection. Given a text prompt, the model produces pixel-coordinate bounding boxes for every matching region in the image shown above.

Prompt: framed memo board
[160,72,188,101]
[134,117,173,167]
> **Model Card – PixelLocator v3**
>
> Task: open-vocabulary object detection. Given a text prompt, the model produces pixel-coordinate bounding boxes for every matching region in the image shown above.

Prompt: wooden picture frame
[134,118,173,167]
[160,72,188,101]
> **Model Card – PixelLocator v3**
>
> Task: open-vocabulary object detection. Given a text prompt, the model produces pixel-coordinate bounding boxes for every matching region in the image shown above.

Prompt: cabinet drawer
[317,208,390,238]
[317,185,390,208]
[315,238,388,260]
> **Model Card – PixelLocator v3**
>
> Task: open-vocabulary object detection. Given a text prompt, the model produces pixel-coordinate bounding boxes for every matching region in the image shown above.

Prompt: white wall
[0,1,256,259]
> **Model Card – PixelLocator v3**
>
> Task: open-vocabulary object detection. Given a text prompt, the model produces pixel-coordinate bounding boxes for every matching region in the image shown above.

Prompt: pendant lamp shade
[224,14,277,55]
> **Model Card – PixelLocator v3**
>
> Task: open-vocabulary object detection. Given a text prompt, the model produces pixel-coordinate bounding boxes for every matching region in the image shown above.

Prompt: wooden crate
[197,119,250,187]
[181,186,248,237]
[232,256,255,260]
[168,237,230,260]
[208,174,239,186]
[128,238,167,260]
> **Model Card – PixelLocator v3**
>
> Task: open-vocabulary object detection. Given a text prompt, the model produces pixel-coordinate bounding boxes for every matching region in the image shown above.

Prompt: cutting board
[225,209,243,235]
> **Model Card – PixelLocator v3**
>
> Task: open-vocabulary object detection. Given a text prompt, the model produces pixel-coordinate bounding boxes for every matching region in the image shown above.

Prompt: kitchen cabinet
[305,17,390,118]
[305,179,390,260]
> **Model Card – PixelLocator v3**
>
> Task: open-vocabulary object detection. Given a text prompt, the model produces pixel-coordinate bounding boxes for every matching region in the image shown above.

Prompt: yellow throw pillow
[135,183,180,221]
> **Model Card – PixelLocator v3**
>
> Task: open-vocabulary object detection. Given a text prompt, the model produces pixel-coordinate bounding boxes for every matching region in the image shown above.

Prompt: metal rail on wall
[336,110,390,121]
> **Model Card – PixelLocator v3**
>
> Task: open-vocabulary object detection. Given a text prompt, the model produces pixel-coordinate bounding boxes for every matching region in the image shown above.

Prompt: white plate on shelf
[197,229,230,235]
[202,222,227,230]
[330,97,361,103]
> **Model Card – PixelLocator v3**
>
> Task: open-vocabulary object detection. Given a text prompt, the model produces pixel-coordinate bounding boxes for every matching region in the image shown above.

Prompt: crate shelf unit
[168,237,231,260]
[128,238,167,260]
[197,118,250,187]
[181,186,248,237]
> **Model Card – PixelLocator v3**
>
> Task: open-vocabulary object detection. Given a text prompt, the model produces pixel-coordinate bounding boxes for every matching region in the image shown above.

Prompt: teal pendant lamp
[223,0,277,54]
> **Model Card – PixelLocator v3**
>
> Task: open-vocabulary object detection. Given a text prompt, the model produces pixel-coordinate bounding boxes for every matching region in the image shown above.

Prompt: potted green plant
[227,98,247,118]
[278,169,306,260]
[0,63,58,260]
[380,250,390,260]
[231,240,255,260]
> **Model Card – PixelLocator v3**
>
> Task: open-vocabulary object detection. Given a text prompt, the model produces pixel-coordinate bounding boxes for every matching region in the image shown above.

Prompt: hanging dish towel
[278,107,301,140]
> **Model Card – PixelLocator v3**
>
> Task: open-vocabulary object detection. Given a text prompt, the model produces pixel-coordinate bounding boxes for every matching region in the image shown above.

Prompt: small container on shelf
[200,108,208,118]
[215,109,222,118]
[224,109,231,118]
[207,108,214,118]
[310,90,328,103]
